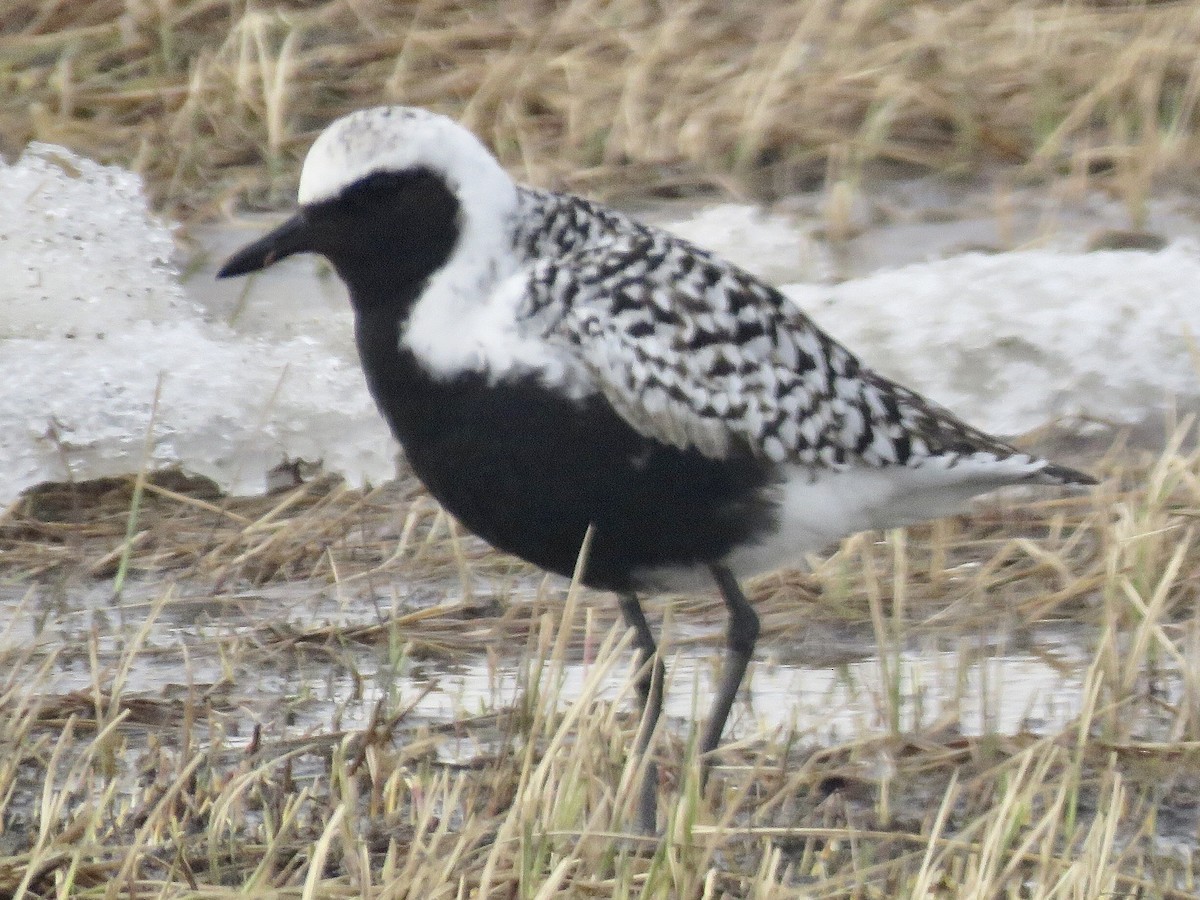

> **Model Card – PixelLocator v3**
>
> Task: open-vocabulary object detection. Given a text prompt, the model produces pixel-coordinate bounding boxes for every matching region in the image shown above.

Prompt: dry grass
[0,433,1198,897]
[5,1,1200,896]
[5,1,1200,223]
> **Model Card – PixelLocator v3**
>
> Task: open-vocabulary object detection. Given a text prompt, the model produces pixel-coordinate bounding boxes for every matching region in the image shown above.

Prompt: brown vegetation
[4,1,1200,222]
[3,1,1200,894]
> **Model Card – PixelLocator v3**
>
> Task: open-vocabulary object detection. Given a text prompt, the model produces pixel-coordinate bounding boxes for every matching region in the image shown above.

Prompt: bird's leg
[699,564,761,785]
[618,592,664,833]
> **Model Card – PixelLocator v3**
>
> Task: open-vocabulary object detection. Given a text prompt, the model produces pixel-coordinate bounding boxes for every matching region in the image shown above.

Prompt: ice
[1,146,1197,504]
[780,247,1200,437]
[0,145,393,501]
[650,203,834,284]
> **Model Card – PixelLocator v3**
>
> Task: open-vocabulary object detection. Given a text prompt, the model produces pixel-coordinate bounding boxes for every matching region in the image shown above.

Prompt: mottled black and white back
[218,106,1093,830]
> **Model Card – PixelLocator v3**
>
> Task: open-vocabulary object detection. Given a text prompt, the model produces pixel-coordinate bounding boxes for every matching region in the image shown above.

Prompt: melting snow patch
[0,144,393,501]
[652,203,833,284]
[781,247,1200,437]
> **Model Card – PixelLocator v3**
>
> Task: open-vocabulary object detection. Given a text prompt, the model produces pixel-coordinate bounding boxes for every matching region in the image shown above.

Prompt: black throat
[311,167,462,319]
[311,167,472,452]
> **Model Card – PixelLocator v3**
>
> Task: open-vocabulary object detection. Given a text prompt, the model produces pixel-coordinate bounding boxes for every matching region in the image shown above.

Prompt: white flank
[726,455,1046,578]
[637,454,1048,591]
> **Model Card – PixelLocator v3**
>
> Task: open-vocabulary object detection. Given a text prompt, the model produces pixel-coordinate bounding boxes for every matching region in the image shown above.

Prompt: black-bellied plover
[218,106,1095,832]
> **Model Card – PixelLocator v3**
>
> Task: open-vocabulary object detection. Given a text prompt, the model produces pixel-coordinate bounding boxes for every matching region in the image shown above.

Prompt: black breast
[354,308,778,592]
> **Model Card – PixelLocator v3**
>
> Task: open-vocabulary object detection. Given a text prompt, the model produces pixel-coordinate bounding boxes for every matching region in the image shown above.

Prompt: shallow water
[399,634,1091,750]
[0,573,1101,757]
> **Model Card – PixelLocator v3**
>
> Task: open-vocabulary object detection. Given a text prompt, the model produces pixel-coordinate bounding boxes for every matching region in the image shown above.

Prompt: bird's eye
[341,171,405,207]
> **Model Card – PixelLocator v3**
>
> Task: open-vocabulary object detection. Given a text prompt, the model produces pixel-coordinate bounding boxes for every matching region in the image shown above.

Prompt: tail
[1029,460,1097,487]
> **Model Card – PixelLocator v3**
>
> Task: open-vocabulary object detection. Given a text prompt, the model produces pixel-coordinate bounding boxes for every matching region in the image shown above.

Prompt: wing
[521,227,1029,470]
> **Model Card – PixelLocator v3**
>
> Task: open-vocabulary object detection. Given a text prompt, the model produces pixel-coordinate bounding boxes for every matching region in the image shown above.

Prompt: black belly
[356,324,778,592]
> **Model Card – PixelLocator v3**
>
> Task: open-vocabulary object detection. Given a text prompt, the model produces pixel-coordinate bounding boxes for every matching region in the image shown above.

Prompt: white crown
[297,106,517,222]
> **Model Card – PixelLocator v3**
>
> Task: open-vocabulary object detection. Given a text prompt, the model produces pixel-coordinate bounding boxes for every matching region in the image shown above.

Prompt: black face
[217,167,461,312]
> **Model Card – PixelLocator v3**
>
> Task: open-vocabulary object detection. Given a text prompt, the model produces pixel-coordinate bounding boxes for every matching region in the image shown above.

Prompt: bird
[217,105,1095,832]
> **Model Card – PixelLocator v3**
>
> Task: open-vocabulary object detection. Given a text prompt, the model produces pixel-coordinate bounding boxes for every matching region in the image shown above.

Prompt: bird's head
[217,106,518,306]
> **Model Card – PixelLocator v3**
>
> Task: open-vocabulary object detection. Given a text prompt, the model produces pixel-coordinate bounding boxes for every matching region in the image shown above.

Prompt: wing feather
[516,208,1051,476]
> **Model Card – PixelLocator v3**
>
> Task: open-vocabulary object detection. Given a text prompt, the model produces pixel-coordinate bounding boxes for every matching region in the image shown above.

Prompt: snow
[782,248,1200,436]
[0,144,392,501]
[649,202,834,284]
[0,144,1195,502]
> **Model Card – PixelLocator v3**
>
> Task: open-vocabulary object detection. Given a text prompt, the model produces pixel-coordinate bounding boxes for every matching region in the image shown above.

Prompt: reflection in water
[400,641,1088,756]
[4,579,1095,758]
